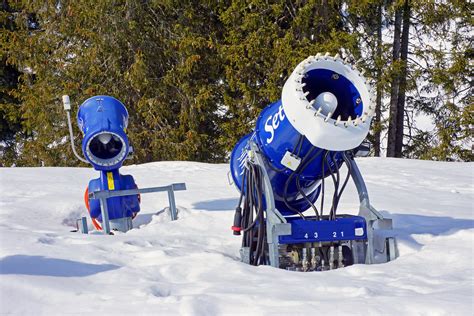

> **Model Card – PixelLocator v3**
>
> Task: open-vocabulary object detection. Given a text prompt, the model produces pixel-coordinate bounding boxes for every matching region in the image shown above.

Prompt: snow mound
[0,159,473,315]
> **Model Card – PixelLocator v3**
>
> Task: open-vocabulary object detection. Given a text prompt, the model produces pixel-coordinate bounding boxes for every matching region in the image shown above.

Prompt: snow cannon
[230,53,398,270]
[76,96,138,232]
[63,95,186,235]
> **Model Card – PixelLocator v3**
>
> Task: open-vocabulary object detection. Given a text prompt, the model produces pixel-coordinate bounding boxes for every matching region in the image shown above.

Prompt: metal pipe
[329,245,335,270]
[99,197,111,235]
[66,110,88,164]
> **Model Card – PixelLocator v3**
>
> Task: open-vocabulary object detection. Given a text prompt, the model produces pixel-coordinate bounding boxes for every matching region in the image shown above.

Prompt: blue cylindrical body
[77,96,129,171]
[88,170,140,221]
[78,95,140,224]
[230,100,341,216]
[230,54,375,217]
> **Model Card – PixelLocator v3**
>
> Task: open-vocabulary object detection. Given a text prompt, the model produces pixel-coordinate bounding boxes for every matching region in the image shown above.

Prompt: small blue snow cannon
[63,95,186,234]
[78,96,140,232]
[66,95,140,232]
[230,53,397,270]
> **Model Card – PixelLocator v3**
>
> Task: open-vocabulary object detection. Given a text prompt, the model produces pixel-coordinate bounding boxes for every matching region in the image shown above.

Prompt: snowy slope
[0,159,473,315]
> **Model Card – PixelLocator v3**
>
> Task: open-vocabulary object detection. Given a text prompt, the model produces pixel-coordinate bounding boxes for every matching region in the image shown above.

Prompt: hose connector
[231,206,242,235]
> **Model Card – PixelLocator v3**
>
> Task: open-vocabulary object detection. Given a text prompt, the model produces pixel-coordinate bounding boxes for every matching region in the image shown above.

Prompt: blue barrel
[230,54,374,216]
[230,100,342,216]
[77,96,129,171]
[88,170,140,221]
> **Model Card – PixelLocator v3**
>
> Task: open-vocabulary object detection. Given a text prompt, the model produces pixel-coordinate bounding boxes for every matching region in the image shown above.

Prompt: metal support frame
[246,141,397,267]
[348,155,398,263]
[249,142,291,268]
[87,183,186,235]
[76,217,89,234]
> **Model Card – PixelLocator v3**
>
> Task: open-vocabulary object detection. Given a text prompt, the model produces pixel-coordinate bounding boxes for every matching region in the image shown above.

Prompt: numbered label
[301,231,348,240]
[332,231,346,238]
[304,232,319,239]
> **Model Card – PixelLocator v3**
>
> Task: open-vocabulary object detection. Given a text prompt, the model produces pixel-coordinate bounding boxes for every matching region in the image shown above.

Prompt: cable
[281,147,315,219]
[260,151,286,173]
[294,148,324,219]
[326,151,352,220]
[333,152,352,213]
[259,134,305,173]
[296,175,319,219]
[320,150,329,219]
[237,161,268,265]
[282,171,307,219]
[328,152,340,220]
[253,165,267,265]
[292,135,304,156]
[281,147,323,219]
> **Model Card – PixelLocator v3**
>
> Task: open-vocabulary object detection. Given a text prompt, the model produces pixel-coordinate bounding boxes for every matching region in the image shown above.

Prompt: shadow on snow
[192,198,239,211]
[0,255,120,277]
[381,211,474,250]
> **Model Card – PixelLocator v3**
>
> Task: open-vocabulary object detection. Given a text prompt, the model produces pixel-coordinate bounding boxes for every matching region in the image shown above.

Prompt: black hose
[294,135,304,156]
[329,152,341,220]
[281,147,316,219]
[320,150,329,219]
[296,175,320,219]
[237,162,268,265]
[260,152,286,173]
[282,171,307,219]
[333,151,352,213]
[282,147,324,219]
[294,148,325,220]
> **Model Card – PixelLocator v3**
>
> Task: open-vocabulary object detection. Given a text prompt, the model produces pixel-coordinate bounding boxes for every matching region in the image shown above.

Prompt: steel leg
[78,216,88,234]
[168,188,178,221]
[99,197,111,234]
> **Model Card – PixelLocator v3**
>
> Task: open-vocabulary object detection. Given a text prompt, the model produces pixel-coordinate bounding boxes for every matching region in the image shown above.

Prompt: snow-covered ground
[0,159,473,315]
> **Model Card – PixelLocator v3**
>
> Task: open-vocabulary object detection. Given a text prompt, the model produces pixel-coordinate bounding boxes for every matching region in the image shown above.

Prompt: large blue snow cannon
[230,53,397,270]
[77,96,139,232]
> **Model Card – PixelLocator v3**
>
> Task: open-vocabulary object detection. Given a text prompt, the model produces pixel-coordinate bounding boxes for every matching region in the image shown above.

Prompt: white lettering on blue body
[237,133,257,176]
[264,105,285,144]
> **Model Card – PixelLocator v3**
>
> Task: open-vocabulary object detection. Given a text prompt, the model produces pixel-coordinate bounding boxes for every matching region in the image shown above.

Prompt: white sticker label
[281,151,301,171]
[355,227,364,236]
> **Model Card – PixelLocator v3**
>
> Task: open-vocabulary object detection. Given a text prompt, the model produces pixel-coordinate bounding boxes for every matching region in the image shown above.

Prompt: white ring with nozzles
[281,54,374,151]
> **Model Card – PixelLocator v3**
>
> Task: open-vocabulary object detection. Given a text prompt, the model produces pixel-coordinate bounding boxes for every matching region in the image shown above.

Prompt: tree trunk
[374,2,383,157]
[394,0,411,157]
[316,0,330,39]
[387,4,402,157]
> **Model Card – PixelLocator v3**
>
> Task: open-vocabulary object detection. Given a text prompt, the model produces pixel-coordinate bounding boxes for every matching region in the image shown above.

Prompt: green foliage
[2,0,226,166]
[0,3,23,166]
[1,0,471,166]
[218,0,359,153]
[404,0,473,161]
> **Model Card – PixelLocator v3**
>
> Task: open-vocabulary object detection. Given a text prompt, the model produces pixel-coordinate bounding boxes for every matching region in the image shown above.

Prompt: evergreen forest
[1,0,472,167]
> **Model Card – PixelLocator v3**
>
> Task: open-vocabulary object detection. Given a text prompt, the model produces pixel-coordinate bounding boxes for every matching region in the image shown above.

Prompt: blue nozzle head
[77,96,130,170]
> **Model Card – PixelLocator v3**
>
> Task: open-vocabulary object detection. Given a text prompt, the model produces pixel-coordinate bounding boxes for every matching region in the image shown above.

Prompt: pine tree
[386,1,404,158]
[345,0,390,157]
[0,1,23,166]
[2,1,227,166]
[218,0,359,153]
[2,0,471,166]
[403,0,472,161]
